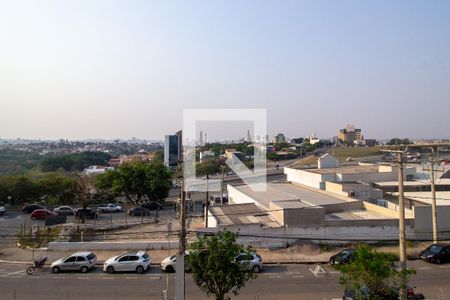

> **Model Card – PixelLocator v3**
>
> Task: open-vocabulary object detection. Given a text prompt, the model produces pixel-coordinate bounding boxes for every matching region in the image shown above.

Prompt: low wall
[363,201,414,219]
[48,241,178,251]
[322,201,364,213]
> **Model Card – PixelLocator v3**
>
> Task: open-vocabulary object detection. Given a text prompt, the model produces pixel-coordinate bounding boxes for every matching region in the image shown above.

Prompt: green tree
[75,175,94,224]
[336,245,415,299]
[267,152,278,161]
[36,173,77,205]
[40,152,111,172]
[187,231,257,300]
[14,176,39,203]
[95,160,172,204]
[387,138,411,146]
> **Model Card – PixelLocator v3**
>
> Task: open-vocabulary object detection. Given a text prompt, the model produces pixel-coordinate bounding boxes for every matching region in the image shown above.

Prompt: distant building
[200,150,216,163]
[291,137,304,144]
[272,133,286,144]
[364,139,377,147]
[338,125,362,145]
[164,131,182,166]
[317,153,338,169]
[224,149,245,161]
[108,153,156,167]
[246,130,252,143]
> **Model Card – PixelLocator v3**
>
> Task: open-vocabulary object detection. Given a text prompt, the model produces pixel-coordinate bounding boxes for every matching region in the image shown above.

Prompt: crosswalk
[0,215,25,222]
[0,268,27,278]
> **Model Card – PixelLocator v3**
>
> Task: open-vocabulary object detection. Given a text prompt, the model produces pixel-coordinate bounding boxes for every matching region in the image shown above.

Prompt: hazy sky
[0,0,449,141]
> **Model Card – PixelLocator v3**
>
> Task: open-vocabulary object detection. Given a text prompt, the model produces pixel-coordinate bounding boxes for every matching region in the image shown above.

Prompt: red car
[30,209,56,220]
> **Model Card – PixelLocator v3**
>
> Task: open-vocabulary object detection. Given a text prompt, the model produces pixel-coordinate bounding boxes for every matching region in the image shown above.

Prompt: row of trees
[40,152,112,172]
[0,172,78,205]
[0,160,172,207]
[387,138,411,145]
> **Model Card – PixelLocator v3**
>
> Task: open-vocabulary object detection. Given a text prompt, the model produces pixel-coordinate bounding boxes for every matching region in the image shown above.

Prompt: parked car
[0,206,5,216]
[75,208,98,219]
[51,252,97,273]
[419,243,450,264]
[141,202,163,211]
[235,252,263,273]
[226,171,236,176]
[329,249,354,265]
[103,251,151,274]
[53,206,75,216]
[30,209,57,220]
[97,203,122,213]
[22,204,45,214]
[128,207,151,216]
[188,186,198,192]
[160,253,191,273]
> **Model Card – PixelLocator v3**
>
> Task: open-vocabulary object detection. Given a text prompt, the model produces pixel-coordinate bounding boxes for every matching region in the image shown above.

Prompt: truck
[97,203,122,213]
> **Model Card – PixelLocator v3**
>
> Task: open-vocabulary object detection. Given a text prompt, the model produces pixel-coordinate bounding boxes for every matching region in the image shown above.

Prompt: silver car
[235,252,263,273]
[0,206,5,216]
[103,251,151,274]
[51,252,97,273]
[53,206,75,216]
[161,252,190,272]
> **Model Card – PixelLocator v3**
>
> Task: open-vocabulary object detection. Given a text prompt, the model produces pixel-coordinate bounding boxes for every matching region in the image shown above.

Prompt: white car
[235,252,263,273]
[97,203,122,213]
[103,251,151,274]
[161,252,190,272]
[53,206,75,215]
[51,252,97,273]
[0,206,5,216]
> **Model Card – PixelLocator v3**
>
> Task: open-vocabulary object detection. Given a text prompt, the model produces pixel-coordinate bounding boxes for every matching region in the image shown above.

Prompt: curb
[0,260,30,265]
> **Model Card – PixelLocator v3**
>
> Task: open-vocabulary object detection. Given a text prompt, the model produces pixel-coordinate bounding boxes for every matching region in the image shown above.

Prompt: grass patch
[17,226,61,248]
[328,146,382,160]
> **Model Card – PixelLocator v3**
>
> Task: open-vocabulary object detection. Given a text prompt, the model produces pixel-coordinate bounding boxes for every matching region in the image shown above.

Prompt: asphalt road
[0,260,448,300]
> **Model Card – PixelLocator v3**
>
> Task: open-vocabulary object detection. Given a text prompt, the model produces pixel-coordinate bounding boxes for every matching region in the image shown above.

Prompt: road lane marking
[125,276,139,280]
[418,267,431,270]
[77,277,90,279]
[0,270,26,278]
[269,275,281,279]
[292,275,304,278]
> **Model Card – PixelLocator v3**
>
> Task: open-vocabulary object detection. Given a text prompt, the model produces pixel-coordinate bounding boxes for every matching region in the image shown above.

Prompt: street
[0,260,448,300]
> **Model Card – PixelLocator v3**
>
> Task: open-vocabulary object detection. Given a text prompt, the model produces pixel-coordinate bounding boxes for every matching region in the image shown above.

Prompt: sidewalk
[0,241,432,266]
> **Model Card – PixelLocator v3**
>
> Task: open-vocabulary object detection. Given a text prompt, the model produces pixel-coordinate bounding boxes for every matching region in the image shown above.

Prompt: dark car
[22,204,45,214]
[330,249,354,265]
[30,209,57,220]
[419,244,450,264]
[75,208,98,219]
[141,202,163,210]
[128,207,151,216]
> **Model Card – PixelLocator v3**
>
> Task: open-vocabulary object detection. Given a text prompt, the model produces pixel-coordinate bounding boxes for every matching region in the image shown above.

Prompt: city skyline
[1,1,449,140]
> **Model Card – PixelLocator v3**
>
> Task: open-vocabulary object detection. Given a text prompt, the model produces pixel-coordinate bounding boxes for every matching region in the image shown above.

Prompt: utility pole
[176,140,186,300]
[397,152,407,271]
[382,149,407,300]
[429,147,438,244]
[220,165,225,206]
[204,174,210,227]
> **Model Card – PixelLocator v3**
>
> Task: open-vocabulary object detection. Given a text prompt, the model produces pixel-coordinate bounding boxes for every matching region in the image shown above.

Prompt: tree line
[0,160,172,207]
